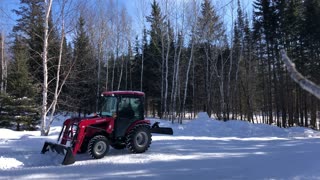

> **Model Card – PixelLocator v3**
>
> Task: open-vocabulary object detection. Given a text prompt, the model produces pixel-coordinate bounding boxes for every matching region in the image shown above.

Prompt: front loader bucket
[41,141,75,165]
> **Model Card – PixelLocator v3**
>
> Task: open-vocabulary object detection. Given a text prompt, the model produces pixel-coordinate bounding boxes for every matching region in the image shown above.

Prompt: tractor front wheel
[126,125,152,153]
[88,135,109,159]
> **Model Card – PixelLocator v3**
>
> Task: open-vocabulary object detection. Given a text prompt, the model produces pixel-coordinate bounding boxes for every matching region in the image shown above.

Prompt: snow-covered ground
[1,112,320,180]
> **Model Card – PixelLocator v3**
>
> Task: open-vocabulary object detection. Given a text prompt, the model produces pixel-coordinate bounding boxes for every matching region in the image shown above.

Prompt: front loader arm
[71,124,86,155]
[72,118,113,154]
[41,117,113,165]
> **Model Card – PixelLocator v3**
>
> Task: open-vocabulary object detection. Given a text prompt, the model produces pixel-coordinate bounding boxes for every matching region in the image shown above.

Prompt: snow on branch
[281,50,320,99]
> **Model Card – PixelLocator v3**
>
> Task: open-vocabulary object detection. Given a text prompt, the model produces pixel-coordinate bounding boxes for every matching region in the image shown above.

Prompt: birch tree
[134,0,148,91]
[170,0,186,121]
[41,0,77,135]
[40,0,53,136]
[181,0,200,123]
[0,32,6,93]
[117,8,132,91]
[85,0,111,109]
[161,0,173,118]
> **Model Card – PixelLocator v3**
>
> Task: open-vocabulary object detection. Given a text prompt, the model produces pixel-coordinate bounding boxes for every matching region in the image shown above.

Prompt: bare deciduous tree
[41,0,77,135]
[181,0,200,123]
[134,0,148,92]
[40,0,53,136]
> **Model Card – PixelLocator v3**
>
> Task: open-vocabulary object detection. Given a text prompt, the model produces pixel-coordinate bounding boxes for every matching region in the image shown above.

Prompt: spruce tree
[13,0,44,85]
[0,35,40,130]
[70,16,97,116]
[145,0,164,116]
[13,0,60,103]
[303,0,320,83]
[195,0,224,118]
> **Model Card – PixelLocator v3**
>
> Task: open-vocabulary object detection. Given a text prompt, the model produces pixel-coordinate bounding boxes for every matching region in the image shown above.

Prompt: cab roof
[102,91,145,97]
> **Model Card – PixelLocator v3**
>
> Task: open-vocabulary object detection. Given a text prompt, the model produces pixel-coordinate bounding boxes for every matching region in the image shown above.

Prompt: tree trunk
[0,32,6,93]
[140,47,144,91]
[182,37,194,124]
[40,0,53,136]
[96,40,102,111]
[117,56,124,90]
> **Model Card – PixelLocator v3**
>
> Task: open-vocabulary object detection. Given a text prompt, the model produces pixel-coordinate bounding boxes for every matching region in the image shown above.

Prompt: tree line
[0,0,319,133]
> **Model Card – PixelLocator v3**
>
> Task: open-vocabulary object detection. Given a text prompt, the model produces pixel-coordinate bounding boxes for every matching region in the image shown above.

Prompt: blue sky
[0,0,20,34]
[0,0,146,36]
[0,0,253,40]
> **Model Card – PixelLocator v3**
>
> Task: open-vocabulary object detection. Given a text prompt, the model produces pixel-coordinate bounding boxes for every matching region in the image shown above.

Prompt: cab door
[115,96,144,137]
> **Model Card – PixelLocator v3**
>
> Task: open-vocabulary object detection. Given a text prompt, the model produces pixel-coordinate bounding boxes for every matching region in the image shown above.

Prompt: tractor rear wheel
[88,135,109,159]
[126,125,152,153]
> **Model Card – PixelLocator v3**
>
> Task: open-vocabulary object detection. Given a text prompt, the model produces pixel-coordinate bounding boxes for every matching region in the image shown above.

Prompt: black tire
[111,143,126,150]
[126,124,152,153]
[88,135,109,159]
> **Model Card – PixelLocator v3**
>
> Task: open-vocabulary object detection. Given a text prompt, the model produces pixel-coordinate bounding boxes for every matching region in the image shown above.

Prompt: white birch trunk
[96,42,102,110]
[105,52,109,91]
[226,0,235,120]
[40,0,53,136]
[160,30,165,118]
[182,37,195,123]
[47,19,64,131]
[140,46,144,91]
[1,32,5,93]
[117,56,124,91]
[173,39,182,120]
[164,25,170,118]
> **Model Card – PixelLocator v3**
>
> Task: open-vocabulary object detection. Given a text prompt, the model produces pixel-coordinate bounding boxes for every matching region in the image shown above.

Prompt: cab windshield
[100,96,117,117]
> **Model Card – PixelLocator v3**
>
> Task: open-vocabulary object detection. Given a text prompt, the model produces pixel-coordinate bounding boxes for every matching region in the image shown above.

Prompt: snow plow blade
[41,141,75,165]
[150,122,173,135]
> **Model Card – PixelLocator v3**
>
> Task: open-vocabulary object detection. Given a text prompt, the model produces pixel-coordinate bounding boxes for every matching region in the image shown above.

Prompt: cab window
[118,97,143,120]
[100,96,117,117]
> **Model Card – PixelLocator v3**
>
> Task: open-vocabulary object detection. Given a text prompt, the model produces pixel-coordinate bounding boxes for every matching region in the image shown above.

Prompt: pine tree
[196,0,224,118]
[303,0,320,83]
[13,0,60,104]
[253,0,277,125]
[0,35,40,130]
[145,0,164,117]
[302,0,320,128]
[13,0,44,84]
[8,36,36,98]
[70,16,97,116]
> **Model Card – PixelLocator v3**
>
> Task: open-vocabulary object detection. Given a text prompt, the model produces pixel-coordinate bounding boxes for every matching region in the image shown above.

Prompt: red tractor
[41,91,173,165]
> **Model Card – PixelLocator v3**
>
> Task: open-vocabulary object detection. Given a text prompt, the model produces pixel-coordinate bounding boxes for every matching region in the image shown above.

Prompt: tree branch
[281,50,320,99]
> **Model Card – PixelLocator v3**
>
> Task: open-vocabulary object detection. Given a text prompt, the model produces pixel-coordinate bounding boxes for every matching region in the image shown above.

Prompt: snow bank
[1,112,320,180]
[0,129,39,140]
[0,157,24,169]
[172,112,320,138]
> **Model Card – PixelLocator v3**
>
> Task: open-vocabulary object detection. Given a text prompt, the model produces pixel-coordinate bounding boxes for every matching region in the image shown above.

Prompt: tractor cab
[99,91,145,138]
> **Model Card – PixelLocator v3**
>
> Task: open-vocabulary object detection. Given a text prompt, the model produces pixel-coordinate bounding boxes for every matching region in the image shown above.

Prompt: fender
[125,120,151,134]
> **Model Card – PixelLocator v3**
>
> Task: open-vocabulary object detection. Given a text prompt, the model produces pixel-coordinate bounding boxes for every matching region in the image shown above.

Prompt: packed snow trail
[1,113,320,180]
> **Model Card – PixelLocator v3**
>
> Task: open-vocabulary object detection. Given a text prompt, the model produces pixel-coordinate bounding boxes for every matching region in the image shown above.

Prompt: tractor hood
[67,115,108,123]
